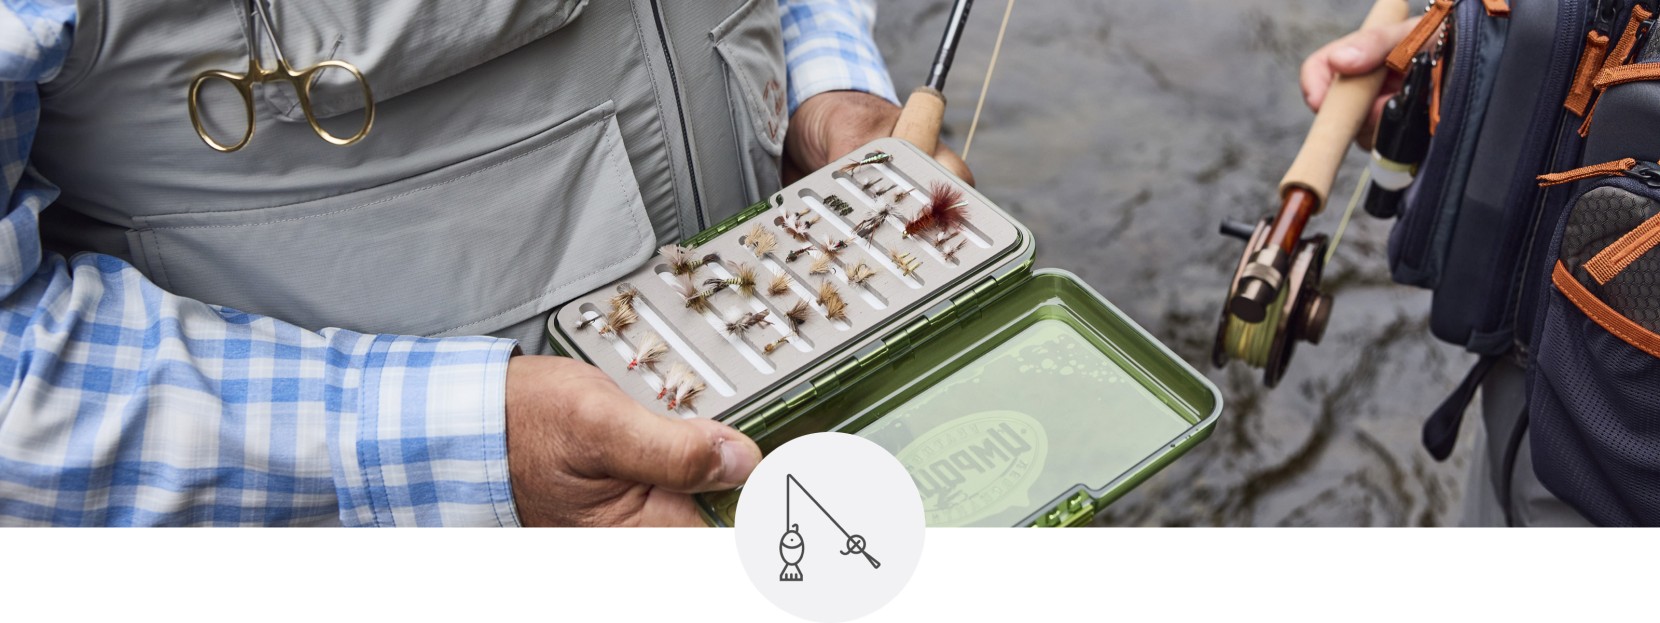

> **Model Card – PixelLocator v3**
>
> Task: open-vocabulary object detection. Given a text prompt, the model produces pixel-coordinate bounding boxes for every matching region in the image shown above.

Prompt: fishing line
[962,0,1017,161]
[1325,167,1370,264]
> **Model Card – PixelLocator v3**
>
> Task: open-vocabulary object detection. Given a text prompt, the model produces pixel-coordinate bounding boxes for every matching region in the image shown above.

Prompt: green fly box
[545,138,1221,526]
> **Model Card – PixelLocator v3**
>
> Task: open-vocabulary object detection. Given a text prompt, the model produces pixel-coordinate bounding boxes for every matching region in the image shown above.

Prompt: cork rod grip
[1278,0,1411,211]
[893,86,946,155]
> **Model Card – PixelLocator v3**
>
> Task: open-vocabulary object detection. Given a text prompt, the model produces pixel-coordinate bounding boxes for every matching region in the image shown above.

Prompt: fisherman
[0,0,970,526]
[1301,17,1590,526]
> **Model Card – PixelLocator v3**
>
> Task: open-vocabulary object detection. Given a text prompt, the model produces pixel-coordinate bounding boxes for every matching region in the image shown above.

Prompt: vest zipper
[647,0,708,234]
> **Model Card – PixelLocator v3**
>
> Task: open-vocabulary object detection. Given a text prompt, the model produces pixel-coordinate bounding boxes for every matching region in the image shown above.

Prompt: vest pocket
[126,100,655,338]
[711,0,788,202]
[1528,180,1660,526]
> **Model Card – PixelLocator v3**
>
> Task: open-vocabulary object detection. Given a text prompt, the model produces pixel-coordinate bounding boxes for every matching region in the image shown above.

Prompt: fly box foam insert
[547,138,1222,526]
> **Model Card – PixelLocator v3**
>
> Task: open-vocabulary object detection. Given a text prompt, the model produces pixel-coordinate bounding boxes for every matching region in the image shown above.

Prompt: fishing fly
[597,304,637,336]
[660,244,720,276]
[853,204,898,239]
[627,334,668,371]
[660,363,705,410]
[823,195,854,216]
[783,300,813,329]
[904,182,971,238]
[723,309,773,337]
[708,260,759,297]
[762,334,793,355]
[816,281,848,322]
[808,254,836,276]
[837,150,893,174]
[847,262,878,286]
[768,273,794,297]
[889,250,922,277]
[672,274,716,313]
[746,223,779,257]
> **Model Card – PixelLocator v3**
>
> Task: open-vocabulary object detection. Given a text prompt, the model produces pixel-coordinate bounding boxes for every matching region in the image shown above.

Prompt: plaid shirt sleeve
[0,2,519,526]
[778,0,898,113]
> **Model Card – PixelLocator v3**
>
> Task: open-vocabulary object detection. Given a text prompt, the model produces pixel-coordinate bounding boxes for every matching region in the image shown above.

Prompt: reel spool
[1212,218,1333,388]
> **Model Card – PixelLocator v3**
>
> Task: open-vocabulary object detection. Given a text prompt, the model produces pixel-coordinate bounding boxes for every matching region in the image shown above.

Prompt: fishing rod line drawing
[780,473,880,582]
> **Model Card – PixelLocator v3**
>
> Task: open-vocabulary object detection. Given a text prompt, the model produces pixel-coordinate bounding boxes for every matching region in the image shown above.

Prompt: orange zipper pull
[1387,0,1456,74]
[1482,0,1510,17]
[1537,158,1639,187]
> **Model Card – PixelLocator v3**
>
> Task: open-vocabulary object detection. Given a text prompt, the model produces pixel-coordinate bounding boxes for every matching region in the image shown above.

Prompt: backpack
[1373,0,1660,525]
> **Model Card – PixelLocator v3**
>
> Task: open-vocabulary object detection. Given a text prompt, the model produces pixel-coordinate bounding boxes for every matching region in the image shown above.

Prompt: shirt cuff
[780,1,899,113]
[329,332,520,527]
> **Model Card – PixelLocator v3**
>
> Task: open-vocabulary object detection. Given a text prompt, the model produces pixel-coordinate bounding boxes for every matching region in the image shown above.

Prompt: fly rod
[892,0,975,156]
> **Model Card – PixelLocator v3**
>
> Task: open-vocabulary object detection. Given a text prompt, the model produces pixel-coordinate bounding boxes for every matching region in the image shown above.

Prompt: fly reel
[1212,218,1333,388]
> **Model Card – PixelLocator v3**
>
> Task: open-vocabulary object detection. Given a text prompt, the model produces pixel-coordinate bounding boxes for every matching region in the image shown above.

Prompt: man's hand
[1300,17,1420,150]
[504,355,762,526]
[785,90,975,185]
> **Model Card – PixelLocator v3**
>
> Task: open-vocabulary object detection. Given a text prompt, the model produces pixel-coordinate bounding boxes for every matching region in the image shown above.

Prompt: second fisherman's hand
[784,90,975,186]
[504,356,762,527]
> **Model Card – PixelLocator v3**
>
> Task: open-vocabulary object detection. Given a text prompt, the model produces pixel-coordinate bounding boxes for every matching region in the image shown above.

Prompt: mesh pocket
[1529,182,1660,526]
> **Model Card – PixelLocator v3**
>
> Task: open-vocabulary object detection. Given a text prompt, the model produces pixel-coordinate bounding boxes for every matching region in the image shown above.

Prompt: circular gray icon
[734,433,925,622]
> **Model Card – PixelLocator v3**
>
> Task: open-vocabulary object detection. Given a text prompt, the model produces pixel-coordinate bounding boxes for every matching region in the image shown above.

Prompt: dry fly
[809,254,835,276]
[847,262,877,286]
[823,195,854,216]
[659,244,720,275]
[784,300,812,328]
[837,151,892,174]
[893,187,913,203]
[768,273,793,297]
[853,204,897,239]
[872,183,896,196]
[860,177,884,195]
[890,249,922,277]
[745,223,778,257]
[816,281,848,322]
[775,210,813,242]
[627,334,668,371]
[608,284,640,311]
[705,261,758,297]
[723,309,772,336]
[660,363,705,410]
[672,274,715,313]
[598,304,637,336]
[942,239,968,262]
[903,182,971,238]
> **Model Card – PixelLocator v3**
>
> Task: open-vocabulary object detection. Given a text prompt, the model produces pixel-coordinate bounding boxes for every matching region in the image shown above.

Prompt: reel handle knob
[1219,219,1257,241]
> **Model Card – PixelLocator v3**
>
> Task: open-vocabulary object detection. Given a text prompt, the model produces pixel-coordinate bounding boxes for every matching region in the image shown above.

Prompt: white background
[4,529,1649,622]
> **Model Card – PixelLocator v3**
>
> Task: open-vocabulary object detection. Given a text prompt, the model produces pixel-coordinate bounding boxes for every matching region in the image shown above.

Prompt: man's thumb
[596,410,763,494]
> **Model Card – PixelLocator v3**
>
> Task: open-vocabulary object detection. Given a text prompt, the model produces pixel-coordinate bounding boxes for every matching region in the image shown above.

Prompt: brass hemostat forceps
[188,0,375,152]
[1213,0,1411,387]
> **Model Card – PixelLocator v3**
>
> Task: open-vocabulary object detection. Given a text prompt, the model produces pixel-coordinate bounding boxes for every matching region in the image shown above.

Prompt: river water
[873,0,1477,526]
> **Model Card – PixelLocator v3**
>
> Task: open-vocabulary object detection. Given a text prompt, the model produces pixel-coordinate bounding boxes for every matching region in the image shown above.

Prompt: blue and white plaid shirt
[0,0,895,526]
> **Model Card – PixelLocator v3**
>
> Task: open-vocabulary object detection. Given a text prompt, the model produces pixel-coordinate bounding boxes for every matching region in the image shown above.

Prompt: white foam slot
[629,293,737,397]
[656,270,775,374]
[871,162,994,250]
[707,261,814,353]
[798,191,924,290]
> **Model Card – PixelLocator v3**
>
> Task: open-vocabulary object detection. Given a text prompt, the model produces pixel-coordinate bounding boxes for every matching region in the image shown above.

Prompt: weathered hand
[1300,17,1420,150]
[784,90,975,185]
[504,355,762,526]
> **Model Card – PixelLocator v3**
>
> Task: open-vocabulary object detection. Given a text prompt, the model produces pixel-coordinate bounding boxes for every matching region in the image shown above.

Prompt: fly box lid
[546,138,1222,526]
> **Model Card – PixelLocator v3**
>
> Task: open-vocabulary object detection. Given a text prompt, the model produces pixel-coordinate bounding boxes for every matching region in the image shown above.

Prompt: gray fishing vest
[32,0,788,352]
